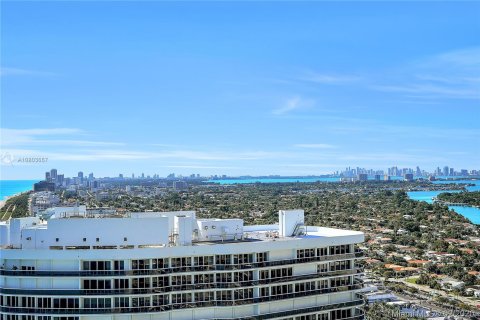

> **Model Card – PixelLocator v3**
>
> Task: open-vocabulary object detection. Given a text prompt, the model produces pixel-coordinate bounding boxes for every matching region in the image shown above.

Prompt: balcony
[0,299,364,318]
[0,252,360,278]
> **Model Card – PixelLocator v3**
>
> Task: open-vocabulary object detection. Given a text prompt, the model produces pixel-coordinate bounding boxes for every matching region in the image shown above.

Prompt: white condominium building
[0,209,365,320]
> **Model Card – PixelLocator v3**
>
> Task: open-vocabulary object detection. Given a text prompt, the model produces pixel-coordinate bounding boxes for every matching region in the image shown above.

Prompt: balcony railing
[0,252,361,277]
[0,298,364,318]
[0,280,363,297]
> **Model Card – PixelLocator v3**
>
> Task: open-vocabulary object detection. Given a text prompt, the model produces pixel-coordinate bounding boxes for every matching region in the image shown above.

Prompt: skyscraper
[443,166,449,176]
[0,209,365,319]
[415,166,421,176]
[50,168,58,181]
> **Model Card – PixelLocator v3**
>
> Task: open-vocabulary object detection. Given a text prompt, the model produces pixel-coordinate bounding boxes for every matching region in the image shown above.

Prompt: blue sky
[1,1,479,179]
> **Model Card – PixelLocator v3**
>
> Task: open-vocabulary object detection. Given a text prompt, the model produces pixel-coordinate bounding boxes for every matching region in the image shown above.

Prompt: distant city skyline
[36,165,480,183]
[1,2,479,180]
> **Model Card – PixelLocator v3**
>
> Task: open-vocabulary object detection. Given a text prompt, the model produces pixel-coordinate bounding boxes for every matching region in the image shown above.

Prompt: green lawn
[406,277,418,284]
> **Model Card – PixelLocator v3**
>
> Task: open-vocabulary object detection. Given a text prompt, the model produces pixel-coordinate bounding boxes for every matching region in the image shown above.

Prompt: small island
[437,191,480,207]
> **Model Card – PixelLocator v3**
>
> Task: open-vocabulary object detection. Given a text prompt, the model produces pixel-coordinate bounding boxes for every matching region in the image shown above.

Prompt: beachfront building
[29,192,60,216]
[0,209,365,320]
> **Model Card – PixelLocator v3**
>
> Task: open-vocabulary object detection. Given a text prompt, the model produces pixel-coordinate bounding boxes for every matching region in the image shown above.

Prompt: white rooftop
[0,209,364,250]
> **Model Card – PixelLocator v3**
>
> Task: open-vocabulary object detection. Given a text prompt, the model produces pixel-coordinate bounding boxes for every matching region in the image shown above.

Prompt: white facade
[41,205,87,219]
[29,192,60,216]
[0,209,365,320]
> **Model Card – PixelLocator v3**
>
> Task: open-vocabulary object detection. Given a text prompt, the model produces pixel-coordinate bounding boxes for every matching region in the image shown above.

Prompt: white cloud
[371,83,478,99]
[272,97,315,115]
[1,146,286,164]
[0,128,123,147]
[0,67,57,77]
[300,72,361,84]
[370,47,480,100]
[432,47,480,68]
[294,144,336,149]
[165,165,241,169]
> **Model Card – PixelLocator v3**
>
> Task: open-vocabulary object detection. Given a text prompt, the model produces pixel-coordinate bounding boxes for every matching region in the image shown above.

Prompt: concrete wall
[197,219,243,241]
[279,210,304,237]
[21,217,169,249]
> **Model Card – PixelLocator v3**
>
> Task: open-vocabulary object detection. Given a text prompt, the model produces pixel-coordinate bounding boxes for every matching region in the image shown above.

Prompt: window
[329,245,351,255]
[234,271,253,283]
[171,293,191,305]
[96,238,100,242]
[329,260,351,272]
[83,279,111,290]
[297,248,316,259]
[194,273,214,285]
[331,276,351,287]
[171,275,191,286]
[124,237,127,241]
[56,238,59,242]
[194,256,214,267]
[331,309,351,320]
[295,315,316,320]
[295,281,315,293]
[215,254,231,265]
[271,284,293,296]
[82,261,111,271]
[131,277,150,288]
[271,267,292,279]
[216,272,232,283]
[53,298,79,309]
[233,253,253,264]
[114,297,129,308]
[132,259,150,270]
[132,297,150,307]
[113,260,124,270]
[216,290,232,301]
[83,238,86,242]
[317,263,328,273]
[114,278,129,289]
[317,247,328,256]
[318,314,329,320]
[256,252,268,263]
[260,270,269,280]
[152,258,167,269]
[171,257,191,269]
[5,296,19,307]
[21,265,35,271]
[37,297,51,308]
[194,291,214,302]
[21,297,35,308]
[317,279,329,289]
[234,288,253,300]
[152,276,169,288]
[260,287,269,297]
[152,294,169,306]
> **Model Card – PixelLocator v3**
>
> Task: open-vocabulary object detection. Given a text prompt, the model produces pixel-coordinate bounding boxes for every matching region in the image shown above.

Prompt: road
[388,277,480,308]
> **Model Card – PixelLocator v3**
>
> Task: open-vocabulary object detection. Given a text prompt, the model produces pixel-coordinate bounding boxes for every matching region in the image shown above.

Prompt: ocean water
[207,177,341,184]
[0,180,38,200]
[406,190,461,204]
[448,206,480,225]
[431,179,480,192]
[408,182,480,224]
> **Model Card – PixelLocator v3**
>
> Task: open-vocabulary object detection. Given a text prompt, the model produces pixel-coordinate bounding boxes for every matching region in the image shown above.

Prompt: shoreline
[0,191,32,210]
